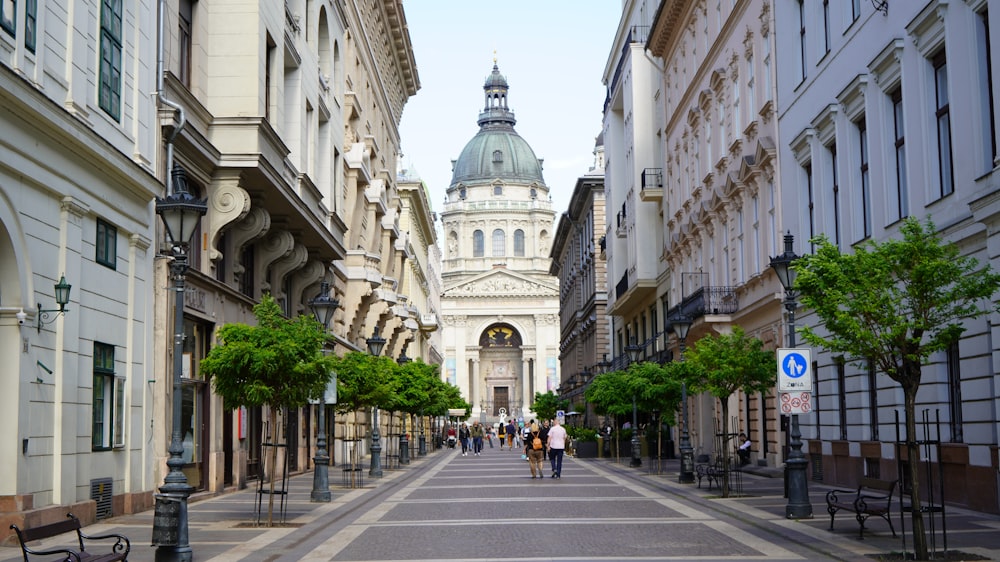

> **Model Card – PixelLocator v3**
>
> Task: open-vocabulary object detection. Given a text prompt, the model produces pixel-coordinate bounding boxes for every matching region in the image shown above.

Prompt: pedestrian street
[9,444,993,562]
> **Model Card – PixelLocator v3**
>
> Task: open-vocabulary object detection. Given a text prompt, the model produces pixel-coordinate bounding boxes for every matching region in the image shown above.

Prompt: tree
[795,217,1000,559]
[531,391,569,422]
[683,327,776,497]
[200,295,335,526]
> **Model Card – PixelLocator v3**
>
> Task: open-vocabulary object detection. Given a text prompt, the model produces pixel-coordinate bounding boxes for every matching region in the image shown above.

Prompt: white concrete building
[775,0,1000,512]
[0,0,161,536]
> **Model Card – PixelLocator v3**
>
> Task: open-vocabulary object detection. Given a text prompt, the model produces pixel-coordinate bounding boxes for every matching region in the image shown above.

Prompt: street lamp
[366,327,386,477]
[36,275,72,333]
[625,337,643,468]
[396,345,411,465]
[770,231,813,519]
[308,281,338,503]
[672,313,695,484]
[153,165,206,562]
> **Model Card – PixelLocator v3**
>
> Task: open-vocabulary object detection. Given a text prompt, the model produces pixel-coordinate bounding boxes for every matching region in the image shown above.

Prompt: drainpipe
[157,0,186,196]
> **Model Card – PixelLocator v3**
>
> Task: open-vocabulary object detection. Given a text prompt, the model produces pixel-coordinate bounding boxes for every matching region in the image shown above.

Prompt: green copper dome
[450,64,545,187]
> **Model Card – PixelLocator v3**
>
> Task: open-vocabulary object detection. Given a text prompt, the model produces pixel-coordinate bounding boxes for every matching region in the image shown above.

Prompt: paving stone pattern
[4,445,1000,561]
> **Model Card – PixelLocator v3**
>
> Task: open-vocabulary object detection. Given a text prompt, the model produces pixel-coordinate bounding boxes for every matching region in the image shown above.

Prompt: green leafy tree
[684,327,776,497]
[795,217,1000,558]
[531,390,569,422]
[200,295,335,526]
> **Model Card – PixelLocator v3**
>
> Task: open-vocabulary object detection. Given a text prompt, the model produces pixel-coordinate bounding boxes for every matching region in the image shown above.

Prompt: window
[492,150,503,163]
[852,0,861,21]
[822,0,831,55]
[732,78,740,136]
[514,229,525,256]
[0,0,13,36]
[947,341,963,442]
[976,9,996,168]
[836,358,847,440]
[751,195,760,274]
[179,0,193,87]
[858,118,872,239]
[891,88,909,221]
[99,0,123,121]
[97,219,117,269]
[746,53,755,126]
[92,343,124,450]
[491,229,505,257]
[24,0,35,53]
[493,184,503,196]
[473,230,484,257]
[805,163,816,245]
[798,0,807,82]
[933,51,953,198]
[829,143,840,248]
[763,32,773,101]
[866,358,879,440]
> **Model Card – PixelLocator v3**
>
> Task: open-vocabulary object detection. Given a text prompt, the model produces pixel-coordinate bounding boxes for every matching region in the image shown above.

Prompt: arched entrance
[479,323,523,419]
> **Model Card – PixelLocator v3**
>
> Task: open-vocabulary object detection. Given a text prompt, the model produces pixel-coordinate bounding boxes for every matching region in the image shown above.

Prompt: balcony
[640,168,663,202]
[665,285,739,330]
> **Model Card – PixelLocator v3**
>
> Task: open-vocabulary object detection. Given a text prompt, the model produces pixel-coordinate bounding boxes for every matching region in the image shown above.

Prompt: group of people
[445,417,569,478]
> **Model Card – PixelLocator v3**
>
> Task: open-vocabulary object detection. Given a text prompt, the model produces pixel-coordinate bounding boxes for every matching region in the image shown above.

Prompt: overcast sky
[398,1,622,224]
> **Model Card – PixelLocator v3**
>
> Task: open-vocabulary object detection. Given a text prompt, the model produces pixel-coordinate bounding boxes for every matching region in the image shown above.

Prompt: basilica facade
[439,64,560,422]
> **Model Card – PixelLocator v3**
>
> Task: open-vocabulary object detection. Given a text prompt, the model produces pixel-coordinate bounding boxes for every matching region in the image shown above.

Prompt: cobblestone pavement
[4,446,1000,561]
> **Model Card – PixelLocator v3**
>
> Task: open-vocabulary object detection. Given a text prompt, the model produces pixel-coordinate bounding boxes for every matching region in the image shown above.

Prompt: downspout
[157,0,185,196]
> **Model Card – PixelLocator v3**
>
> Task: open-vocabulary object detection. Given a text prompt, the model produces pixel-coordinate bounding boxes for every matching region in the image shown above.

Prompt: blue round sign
[782,352,808,379]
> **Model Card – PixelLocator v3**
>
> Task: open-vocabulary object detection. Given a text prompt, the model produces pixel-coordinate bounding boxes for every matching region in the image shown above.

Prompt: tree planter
[575,440,598,458]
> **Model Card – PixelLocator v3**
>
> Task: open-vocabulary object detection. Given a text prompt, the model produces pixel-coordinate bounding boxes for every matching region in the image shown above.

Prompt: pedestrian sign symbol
[777,348,812,392]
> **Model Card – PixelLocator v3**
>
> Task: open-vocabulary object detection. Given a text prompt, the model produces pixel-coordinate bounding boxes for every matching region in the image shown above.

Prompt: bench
[10,513,130,561]
[695,454,726,490]
[825,477,898,539]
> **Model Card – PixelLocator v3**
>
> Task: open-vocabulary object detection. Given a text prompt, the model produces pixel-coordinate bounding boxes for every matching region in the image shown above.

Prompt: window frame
[932,50,954,198]
[947,341,963,443]
[0,0,14,36]
[99,0,124,121]
[473,230,484,257]
[891,87,909,221]
[96,218,118,269]
[513,229,525,257]
[92,342,124,451]
[491,229,505,257]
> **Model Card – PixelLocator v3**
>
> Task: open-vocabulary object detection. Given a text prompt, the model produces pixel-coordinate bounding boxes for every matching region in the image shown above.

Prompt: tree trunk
[904,385,928,559]
[266,405,279,527]
[720,401,730,498]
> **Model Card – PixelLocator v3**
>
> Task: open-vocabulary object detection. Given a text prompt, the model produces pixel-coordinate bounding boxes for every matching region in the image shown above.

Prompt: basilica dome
[450,64,545,187]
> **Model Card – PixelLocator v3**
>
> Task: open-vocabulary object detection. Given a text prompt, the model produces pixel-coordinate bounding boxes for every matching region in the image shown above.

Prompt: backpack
[532,432,543,450]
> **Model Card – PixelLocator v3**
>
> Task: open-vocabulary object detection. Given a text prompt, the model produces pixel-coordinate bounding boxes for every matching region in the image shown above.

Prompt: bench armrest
[825,488,856,501]
[79,529,131,557]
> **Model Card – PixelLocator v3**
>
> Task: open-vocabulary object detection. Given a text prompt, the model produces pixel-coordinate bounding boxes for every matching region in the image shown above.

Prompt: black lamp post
[625,337,643,468]
[308,282,338,502]
[672,314,695,483]
[397,347,411,465]
[153,165,207,562]
[366,327,386,477]
[770,232,813,519]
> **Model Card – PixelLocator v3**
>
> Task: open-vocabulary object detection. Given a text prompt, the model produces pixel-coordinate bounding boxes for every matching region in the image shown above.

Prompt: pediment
[442,269,558,298]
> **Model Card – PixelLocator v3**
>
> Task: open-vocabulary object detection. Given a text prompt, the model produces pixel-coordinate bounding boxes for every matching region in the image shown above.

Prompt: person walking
[506,420,517,450]
[471,421,484,456]
[547,418,567,478]
[497,421,506,450]
[538,419,551,461]
[458,423,471,456]
[525,420,544,478]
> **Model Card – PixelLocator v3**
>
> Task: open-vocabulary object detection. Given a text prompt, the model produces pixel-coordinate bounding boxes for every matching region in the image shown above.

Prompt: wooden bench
[10,513,130,561]
[825,478,898,539]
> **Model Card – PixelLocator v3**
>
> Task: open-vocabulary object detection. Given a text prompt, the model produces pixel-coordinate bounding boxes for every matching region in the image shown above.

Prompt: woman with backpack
[496,421,506,450]
[525,419,544,478]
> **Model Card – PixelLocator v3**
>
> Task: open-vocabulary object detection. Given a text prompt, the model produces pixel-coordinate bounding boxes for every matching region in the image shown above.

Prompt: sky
[398,1,623,222]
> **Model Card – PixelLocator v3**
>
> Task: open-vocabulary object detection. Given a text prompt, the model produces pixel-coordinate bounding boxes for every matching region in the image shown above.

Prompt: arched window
[473,230,484,257]
[514,229,525,256]
[492,229,505,257]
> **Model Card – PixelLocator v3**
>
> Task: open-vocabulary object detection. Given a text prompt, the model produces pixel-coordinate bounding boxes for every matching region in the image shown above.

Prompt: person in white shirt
[737,432,752,466]
[546,419,568,478]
